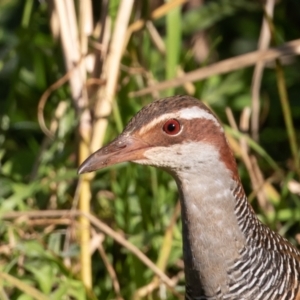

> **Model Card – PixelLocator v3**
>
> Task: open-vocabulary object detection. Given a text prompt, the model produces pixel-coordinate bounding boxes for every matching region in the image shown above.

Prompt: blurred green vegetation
[0,0,300,299]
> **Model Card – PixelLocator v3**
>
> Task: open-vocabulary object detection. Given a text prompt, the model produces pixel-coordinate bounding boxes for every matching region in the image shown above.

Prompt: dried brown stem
[37,66,78,138]
[250,0,275,141]
[52,0,93,289]
[2,210,176,289]
[131,39,300,97]
[239,107,273,212]
[90,0,134,154]
[92,231,123,300]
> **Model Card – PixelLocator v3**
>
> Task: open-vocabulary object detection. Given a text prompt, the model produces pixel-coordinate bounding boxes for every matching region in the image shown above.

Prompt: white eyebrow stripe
[138,106,221,135]
[178,107,219,124]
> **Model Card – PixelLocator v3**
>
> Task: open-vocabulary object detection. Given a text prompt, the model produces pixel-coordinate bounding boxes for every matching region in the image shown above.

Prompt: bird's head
[78,95,237,179]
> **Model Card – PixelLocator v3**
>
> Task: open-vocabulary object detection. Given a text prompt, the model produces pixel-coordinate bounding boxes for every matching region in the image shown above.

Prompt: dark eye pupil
[168,123,176,132]
[163,119,181,135]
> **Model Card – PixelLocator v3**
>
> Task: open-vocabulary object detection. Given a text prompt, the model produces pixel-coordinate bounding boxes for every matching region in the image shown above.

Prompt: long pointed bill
[78,135,150,174]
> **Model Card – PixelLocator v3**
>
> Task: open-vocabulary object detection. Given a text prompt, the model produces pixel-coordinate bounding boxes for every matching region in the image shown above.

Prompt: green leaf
[0,271,49,300]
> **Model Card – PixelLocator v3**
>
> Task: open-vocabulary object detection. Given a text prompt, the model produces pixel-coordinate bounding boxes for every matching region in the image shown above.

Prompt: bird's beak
[78,134,150,174]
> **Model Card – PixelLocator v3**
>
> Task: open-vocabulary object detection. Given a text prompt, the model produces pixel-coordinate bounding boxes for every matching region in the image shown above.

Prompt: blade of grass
[275,61,300,178]
[21,0,34,28]
[165,0,182,96]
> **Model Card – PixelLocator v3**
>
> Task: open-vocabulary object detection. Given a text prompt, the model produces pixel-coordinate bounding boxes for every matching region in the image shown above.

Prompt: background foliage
[1,0,300,299]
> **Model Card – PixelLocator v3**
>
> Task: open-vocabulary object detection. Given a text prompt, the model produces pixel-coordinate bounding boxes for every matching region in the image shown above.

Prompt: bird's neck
[175,167,252,297]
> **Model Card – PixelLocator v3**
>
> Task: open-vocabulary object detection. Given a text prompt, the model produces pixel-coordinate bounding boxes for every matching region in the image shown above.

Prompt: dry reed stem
[131,39,300,97]
[78,0,93,290]
[239,107,273,211]
[90,0,110,81]
[250,156,275,213]
[90,0,134,153]
[135,274,185,300]
[224,107,243,159]
[53,0,92,289]
[225,107,238,131]
[251,0,275,141]
[2,210,176,289]
[239,108,261,195]
[225,108,279,205]
[49,1,59,39]
[25,218,72,226]
[240,0,275,212]
[133,272,185,300]
[79,0,93,40]
[54,0,88,102]
[146,21,166,53]
[133,280,161,300]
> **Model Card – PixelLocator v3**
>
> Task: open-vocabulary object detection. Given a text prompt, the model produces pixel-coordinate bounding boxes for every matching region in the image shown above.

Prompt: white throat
[140,142,246,296]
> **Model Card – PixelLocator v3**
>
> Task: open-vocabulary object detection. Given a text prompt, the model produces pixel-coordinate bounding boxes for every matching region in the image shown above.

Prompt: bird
[78,95,300,300]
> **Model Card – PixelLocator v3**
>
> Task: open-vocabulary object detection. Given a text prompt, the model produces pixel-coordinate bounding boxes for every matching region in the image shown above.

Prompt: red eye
[163,119,181,135]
